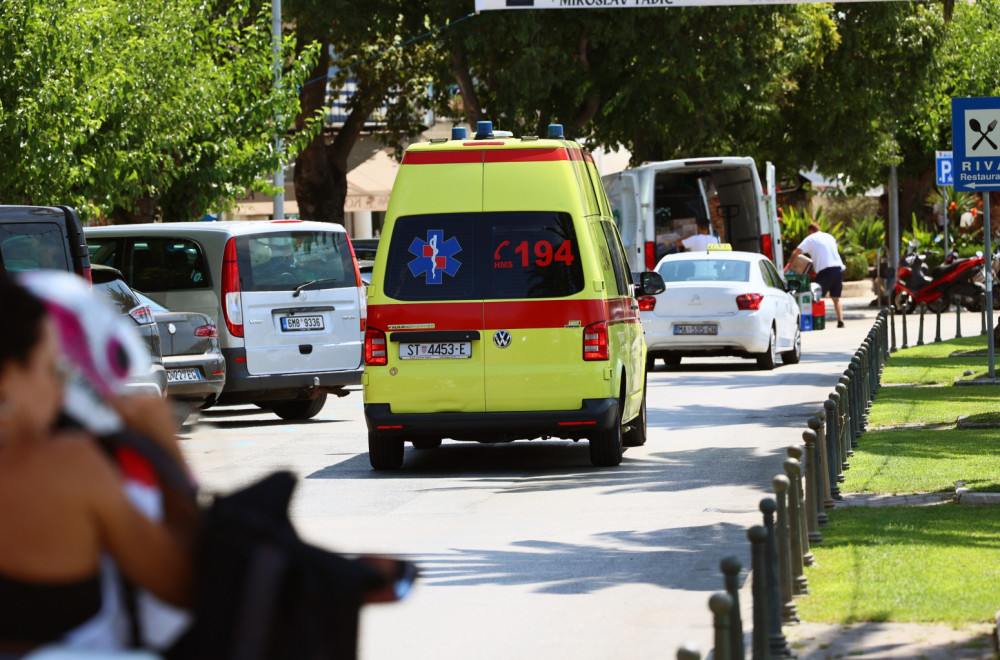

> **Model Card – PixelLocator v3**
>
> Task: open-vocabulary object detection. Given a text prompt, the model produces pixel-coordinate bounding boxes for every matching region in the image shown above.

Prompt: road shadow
[306,441,795,498]
[383,523,752,594]
[647,400,824,431]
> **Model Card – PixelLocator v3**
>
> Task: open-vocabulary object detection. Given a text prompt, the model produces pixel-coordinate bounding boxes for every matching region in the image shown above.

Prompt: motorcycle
[893,238,986,313]
[969,245,1000,311]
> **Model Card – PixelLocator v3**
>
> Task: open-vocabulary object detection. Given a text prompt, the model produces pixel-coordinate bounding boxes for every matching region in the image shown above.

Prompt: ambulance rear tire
[622,381,647,448]
[411,438,442,450]
[590,400,624,467]
[664,353,682,367]
[369,433,404,470]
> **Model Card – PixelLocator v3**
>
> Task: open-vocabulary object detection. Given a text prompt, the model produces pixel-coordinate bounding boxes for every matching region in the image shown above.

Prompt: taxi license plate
[399,342,472,360]
[167,368,201,383]
[674,324,718,335]
[281,315,324,331]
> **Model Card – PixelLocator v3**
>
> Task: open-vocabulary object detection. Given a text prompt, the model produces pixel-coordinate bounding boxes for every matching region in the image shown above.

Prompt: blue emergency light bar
[547,124,564,139]
[475,121,494,139]
[451,126,468,140]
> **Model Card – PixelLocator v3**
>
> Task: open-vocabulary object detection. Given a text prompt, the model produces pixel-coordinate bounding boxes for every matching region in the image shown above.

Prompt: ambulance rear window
[383,212,583,301]
[487,212,583,299]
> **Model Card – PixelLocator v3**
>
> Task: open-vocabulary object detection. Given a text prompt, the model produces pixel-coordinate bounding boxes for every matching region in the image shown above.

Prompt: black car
[350,237,379,263]
[0,205,92,281]
[91,265,168,397]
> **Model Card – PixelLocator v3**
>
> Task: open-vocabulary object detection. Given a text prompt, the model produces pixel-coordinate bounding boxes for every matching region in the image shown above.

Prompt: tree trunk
[323,101,377,228]
[450,51,481,128]
[111,195,158,224]
[293,45,341,223]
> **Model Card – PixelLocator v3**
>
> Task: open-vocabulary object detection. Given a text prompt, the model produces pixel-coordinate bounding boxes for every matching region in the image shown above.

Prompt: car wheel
[411,438,442,450]
[589,394,624,466]
[756,327,777,370]
[272,393,327,420]
[664,352,681,367]
[622,378,647,448]
[369,432,404,470]
[781,323,801,365]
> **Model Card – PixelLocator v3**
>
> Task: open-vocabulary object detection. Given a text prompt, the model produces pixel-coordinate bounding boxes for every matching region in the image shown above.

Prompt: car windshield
[658,258,750,283]
[236,231,356,292]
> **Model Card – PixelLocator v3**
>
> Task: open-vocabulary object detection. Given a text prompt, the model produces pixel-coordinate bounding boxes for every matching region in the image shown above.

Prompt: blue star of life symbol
[407,230,462,284]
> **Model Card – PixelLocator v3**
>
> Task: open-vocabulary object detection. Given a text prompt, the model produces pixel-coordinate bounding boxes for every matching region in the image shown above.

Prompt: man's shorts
[814,266,844,298]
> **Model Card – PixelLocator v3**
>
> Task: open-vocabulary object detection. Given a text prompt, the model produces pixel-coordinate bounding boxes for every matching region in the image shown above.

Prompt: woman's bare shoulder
[45,432,120,481]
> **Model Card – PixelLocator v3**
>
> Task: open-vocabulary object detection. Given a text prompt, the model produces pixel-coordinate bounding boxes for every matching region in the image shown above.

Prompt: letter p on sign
[936,150,953,186]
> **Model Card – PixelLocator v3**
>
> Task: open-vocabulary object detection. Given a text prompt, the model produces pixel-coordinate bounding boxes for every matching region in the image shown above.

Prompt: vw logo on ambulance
[493,330,512,348]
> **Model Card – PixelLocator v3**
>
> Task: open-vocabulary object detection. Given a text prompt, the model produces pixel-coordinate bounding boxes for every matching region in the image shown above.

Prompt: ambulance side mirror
[639,271,666,296]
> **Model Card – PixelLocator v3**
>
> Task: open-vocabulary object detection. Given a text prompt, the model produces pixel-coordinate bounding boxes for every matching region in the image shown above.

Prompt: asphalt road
[182,299,883,659]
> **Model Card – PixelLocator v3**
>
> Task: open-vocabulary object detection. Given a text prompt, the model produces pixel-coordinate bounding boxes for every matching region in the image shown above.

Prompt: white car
[640,249,801,370]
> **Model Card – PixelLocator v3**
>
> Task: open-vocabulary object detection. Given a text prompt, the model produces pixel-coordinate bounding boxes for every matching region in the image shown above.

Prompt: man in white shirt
[790,222,846,327]
[674,219,715,252]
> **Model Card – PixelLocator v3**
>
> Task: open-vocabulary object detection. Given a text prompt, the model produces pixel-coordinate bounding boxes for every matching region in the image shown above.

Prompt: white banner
[476,0,907,9]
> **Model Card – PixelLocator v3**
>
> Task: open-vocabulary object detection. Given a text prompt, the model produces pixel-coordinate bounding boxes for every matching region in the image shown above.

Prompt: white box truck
[602,157,783,273]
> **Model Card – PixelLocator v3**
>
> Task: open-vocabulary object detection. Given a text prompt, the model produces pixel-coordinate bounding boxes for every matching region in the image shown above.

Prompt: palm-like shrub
[842,215,885,266]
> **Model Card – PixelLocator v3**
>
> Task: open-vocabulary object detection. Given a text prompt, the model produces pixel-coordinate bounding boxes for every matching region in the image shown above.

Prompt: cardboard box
[789,254,813,275]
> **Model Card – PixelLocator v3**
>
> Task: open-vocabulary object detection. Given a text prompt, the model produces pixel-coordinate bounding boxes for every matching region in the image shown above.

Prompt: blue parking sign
[936,151,953,186]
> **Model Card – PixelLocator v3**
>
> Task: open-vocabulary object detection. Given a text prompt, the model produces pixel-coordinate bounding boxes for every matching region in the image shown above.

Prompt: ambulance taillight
[583,321,609,361]
[365,327,388,366]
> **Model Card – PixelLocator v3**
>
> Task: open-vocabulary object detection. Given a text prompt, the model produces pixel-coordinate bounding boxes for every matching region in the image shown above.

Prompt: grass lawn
[841,428,1000,493]
[796,505,1000,626]
[882,335,993,385]
[867,385,1000,428]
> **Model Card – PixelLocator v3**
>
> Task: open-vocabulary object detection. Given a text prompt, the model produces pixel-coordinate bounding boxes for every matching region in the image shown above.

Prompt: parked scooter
[893,237,985,313]
[970,245,1000,311]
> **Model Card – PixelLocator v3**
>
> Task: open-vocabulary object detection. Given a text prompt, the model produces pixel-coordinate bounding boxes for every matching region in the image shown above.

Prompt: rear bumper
[642,313,770,354]
[218,347,362,404]
[164,354,226,404]
[364,398,618,442]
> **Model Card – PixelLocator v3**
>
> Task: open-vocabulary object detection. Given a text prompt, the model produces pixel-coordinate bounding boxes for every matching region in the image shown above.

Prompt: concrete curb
[955,481,1000,505]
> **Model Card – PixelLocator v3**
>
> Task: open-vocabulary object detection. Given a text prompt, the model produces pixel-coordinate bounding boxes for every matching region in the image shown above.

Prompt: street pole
[272,0,284,220]
[986,191,995,378]
[888,165,900,294]
[943,187,949,254]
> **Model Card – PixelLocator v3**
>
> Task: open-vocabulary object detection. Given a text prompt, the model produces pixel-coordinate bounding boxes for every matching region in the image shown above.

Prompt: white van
[86,221,365,419]
[602,157,783,273]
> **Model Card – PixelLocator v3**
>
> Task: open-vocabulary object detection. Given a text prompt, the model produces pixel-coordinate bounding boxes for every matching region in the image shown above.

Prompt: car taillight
[762,234,774,262]
[736,293,764,310]
[194,324,218,338]
[365,327,387,366]
[347,236,364,288]
[637,296,656,312]
[583,321,609,361]
[128,304,154,325]
[644,241,656,271]
[222,237,243,338]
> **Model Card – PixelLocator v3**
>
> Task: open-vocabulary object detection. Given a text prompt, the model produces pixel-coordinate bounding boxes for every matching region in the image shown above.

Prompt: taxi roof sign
[706,243,732,251]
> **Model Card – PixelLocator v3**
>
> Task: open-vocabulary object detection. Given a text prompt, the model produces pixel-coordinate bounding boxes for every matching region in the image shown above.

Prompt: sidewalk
[780,296,1000,659]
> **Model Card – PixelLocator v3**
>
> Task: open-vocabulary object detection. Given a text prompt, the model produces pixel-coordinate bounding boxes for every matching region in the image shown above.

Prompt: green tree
[285,0,441,224]
[0,0,318,223]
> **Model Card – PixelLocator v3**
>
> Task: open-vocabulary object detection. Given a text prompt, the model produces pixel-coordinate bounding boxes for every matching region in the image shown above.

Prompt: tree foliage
[0,0,319,223]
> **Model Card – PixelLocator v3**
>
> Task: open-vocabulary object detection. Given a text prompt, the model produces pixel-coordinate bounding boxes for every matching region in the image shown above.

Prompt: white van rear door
[237,231,363,376]
[602,171,642,272]
[766,161,785,271]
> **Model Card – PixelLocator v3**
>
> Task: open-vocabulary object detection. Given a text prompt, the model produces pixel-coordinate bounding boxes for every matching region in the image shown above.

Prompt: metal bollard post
[849,357,865,439]
[802,428,824,542]
[720,556,745,660]
[917,303,926,345]
[772,475,798,624]
[823,398,843,500]
[982,294,989,336]
[835,381,852,468]
[710,592,734,660]
[955,296,963,339]
[934,301,942,343]
[758,501,792,659]
[783,458,809,593]
[811,412,834,517]
[901,304,909,349]
[841,371,857,453]
[786,448,813,568]
[747,526,771,660]
[889,305,897,352]
[677,642,701,660]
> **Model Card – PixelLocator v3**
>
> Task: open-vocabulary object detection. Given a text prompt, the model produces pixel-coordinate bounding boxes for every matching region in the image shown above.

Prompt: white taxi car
[640,248,801,370]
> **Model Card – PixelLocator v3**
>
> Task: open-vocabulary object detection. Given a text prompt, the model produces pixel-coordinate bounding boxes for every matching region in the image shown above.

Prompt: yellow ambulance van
[363,122,665,470]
